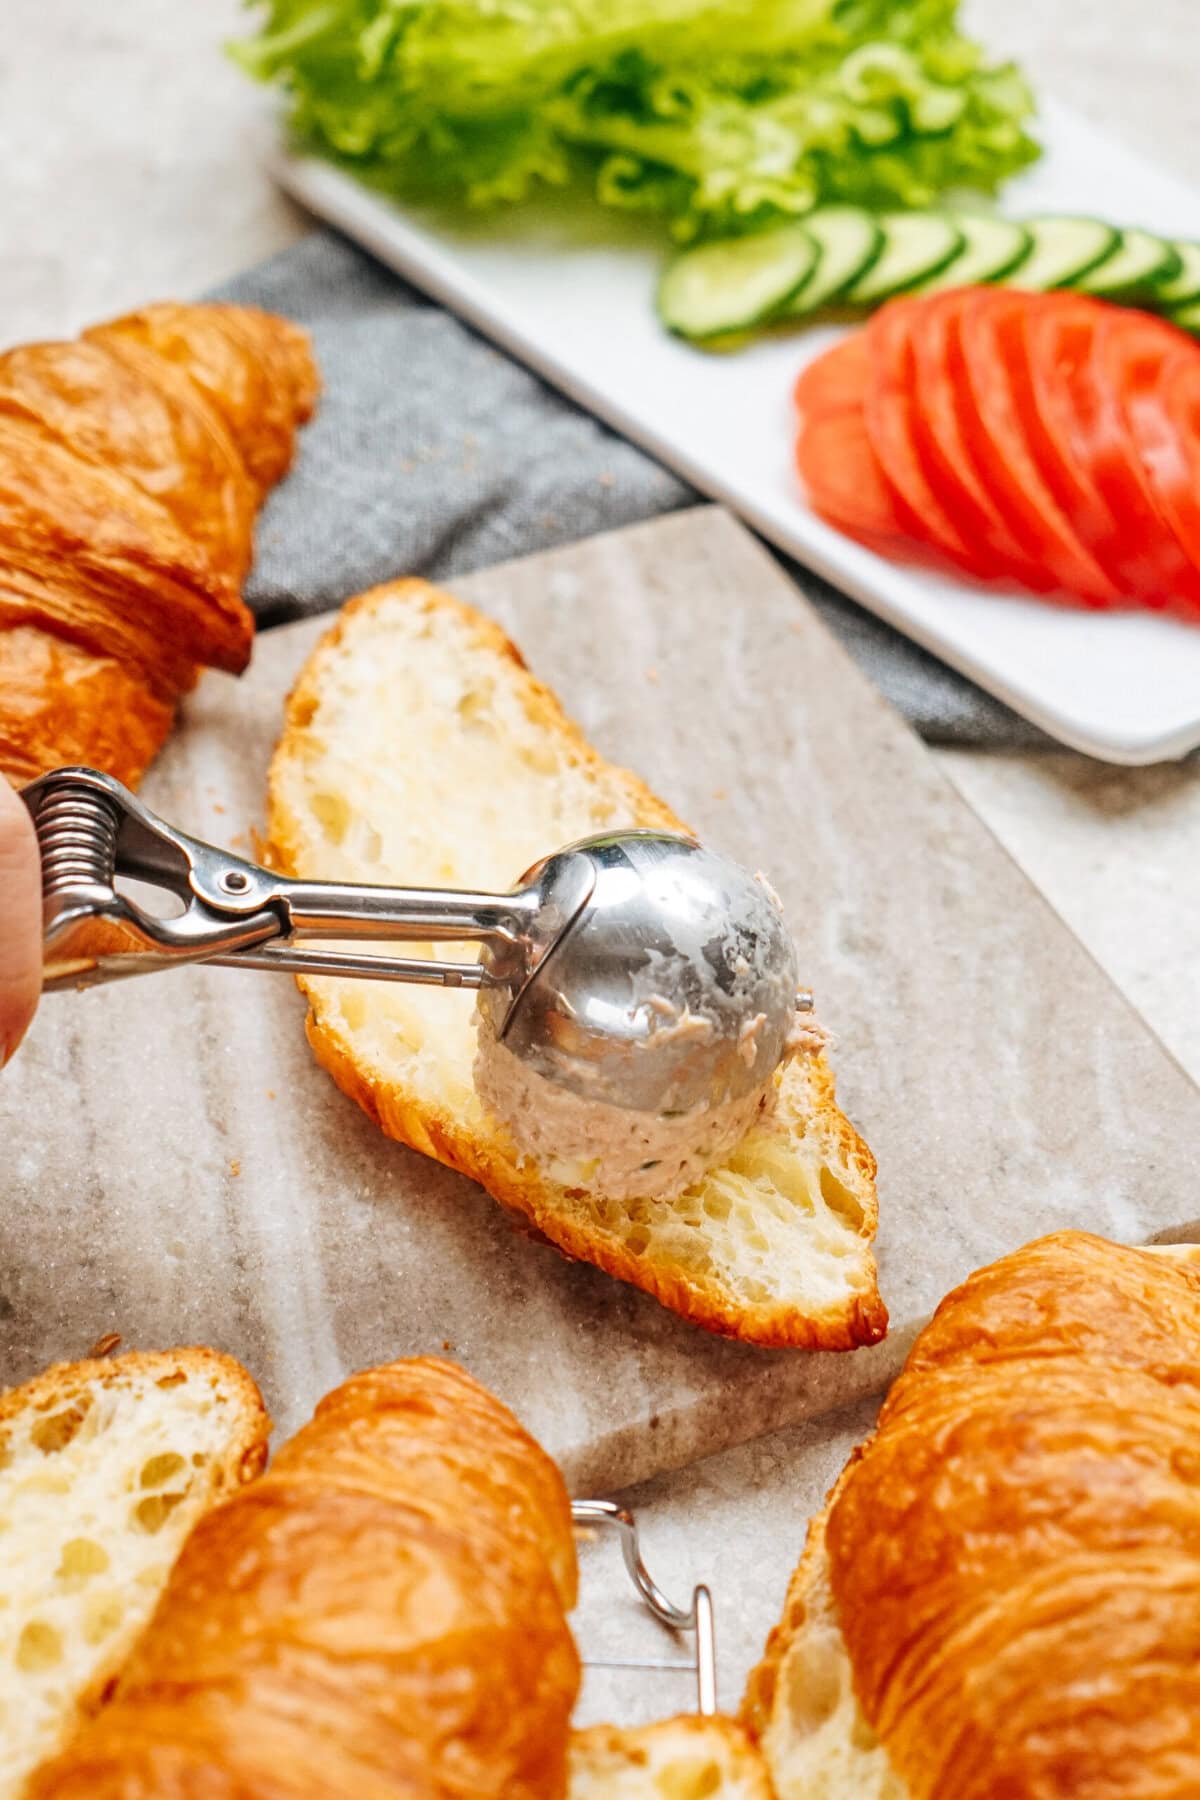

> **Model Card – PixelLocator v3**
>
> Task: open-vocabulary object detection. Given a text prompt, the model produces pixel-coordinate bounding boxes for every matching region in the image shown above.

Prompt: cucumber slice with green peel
[1076,227,1181,299]
[1153,242,1200,307]
[784,208,884,315]
[659,209,1200,347]
[657,227,818,340]
[1004,216,1121,292]
[844,213,965,305]
[1166,299,1200,336]
[910,213,1033,293]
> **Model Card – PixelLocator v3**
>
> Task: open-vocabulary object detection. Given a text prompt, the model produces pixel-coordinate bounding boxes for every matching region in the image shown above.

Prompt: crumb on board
[89,1332,122,1359]
[645,667,660,684]
[712,787,728,801]
[442,1340,454,1353]
[266,1089,276,1101]
[229,1159,241,1178]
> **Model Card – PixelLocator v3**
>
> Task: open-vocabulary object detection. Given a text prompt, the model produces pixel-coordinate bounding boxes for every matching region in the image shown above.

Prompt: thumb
[0,776,42,1066]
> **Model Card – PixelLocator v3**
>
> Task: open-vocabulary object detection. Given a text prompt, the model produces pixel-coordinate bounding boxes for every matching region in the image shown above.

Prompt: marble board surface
[3,507,1199,1493]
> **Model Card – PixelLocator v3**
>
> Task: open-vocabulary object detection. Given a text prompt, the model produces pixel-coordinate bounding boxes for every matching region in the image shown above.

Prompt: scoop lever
[21,767,571,995]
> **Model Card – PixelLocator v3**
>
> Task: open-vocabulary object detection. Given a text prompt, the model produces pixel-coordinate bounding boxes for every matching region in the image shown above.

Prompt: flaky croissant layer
[27,1358,581,1800]
[826,1232,1200,1800]
[0,301,317,790]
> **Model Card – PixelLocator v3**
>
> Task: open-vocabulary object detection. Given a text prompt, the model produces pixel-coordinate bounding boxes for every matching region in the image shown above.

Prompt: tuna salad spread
[473,992,826,1202]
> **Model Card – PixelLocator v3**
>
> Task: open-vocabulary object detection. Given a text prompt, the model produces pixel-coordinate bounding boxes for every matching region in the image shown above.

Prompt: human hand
[0,777,42,1067]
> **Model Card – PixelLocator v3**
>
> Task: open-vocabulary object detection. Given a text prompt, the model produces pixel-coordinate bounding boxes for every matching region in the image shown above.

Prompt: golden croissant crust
[825,1231,1200,1799]
[28,1358,581,1800]
[0,301,317,790]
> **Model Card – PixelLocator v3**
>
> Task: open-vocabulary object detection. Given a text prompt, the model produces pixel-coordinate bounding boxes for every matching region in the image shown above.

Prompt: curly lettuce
[234,0,1039,238]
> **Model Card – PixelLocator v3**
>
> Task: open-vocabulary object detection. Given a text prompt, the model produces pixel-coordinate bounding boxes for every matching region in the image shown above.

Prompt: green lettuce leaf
[234,0,1039,236]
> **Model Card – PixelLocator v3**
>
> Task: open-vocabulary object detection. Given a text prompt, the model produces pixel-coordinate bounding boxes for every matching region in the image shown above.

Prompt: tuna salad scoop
[473,833,811,1201]
[474,989,824,1201]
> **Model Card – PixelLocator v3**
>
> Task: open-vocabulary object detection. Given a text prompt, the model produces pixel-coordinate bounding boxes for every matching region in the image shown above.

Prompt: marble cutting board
[4,506,1200,1494]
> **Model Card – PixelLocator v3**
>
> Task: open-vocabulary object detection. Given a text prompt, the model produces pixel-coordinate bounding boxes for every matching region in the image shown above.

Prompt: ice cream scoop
[24,768,806,1177]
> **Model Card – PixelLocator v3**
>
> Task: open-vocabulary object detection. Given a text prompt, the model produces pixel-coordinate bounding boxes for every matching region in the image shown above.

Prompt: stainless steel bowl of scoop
[23,768,804,1120]
[478,831,802,1117]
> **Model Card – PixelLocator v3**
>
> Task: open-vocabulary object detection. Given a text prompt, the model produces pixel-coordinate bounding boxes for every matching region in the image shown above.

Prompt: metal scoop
[23,767,804,1118]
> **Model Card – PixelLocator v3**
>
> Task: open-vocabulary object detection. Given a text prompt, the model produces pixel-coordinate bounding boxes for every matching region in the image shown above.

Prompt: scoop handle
[206,943,490,987]
[23,765,540,992]
[257,877,535,946]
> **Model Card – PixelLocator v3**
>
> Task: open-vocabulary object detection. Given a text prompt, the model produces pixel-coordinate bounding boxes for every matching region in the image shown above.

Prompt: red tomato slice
[957,290,1119,608]
[1022,299,1200,609]
[796,405,905,548]
[1123,341,1200,606]
[794,334,873,420]
[861,303,989,579]
[1005,296,1126,591]
[1076,313,1200,610]
[903,290,1056,593]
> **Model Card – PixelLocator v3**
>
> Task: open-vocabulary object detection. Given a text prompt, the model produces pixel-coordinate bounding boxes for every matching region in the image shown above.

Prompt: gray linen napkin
[214,230,1048,748]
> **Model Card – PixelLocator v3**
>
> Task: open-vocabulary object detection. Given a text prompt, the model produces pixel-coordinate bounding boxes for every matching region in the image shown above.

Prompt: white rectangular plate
[268,103,1200,762]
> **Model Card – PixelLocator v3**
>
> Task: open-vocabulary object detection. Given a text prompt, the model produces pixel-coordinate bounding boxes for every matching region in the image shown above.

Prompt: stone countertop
[5,0,1200,1734]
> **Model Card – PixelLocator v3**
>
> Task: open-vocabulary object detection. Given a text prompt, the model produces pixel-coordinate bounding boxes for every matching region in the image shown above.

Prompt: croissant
[744,1231,1200,1799]
[0,301,317,789]
[28,1357,581,1800]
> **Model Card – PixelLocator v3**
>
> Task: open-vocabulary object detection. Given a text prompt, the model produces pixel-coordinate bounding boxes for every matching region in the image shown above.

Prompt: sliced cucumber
[1154,241,1200,307]
[1076,227,1181,299]
[659,207,1200,347]
[911,213,1033,293]
[1005,216,1120,292]
[785,207,884,315]
[844,213,965,306]
[1166,299,1200,336]
[657,227,818,340]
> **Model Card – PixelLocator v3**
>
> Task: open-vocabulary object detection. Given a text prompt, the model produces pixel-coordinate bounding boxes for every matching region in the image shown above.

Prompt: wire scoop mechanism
[24,767,806,1130]
[24,766,544,994]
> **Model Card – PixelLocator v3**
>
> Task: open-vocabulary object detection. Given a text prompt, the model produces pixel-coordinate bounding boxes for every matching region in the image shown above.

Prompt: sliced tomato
[902,289,1057,593]
[861,302,988,579]
[797,290,1200,616]
[1018,295,1198,606]
[1072,312,1200,610]
[793,334,873,420]
[1004,296,1126,593]
[956,290,1119,609]
[795,405,906,548]
[1123,341,1200,610]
